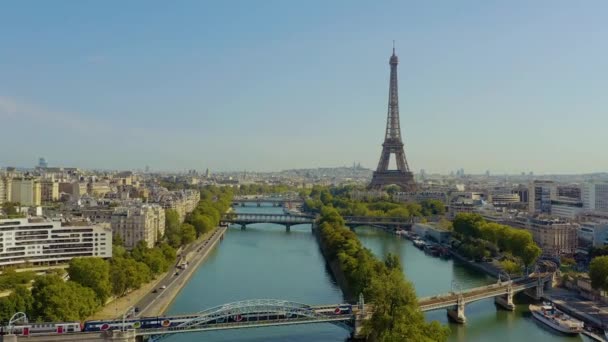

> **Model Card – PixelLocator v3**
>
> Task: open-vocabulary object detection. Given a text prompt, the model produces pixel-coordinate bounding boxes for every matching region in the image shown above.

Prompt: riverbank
[138,226,227,316]
[449,249,502,278]
[313,226,356,302]
[88,227,224,320]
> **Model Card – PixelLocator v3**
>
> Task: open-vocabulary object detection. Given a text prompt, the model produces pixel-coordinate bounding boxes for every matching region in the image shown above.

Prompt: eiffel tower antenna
[368,45,416,191]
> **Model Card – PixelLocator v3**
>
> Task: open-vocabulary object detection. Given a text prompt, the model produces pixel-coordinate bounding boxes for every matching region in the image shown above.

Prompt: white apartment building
[111,204,165,249]
[11,178,41,206]
[0,218,112,268]
[582,182,608,212]
[578,221,608,249]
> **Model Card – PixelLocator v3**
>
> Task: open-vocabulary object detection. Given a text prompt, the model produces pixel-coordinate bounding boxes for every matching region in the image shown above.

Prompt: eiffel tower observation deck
[369,44,417,191]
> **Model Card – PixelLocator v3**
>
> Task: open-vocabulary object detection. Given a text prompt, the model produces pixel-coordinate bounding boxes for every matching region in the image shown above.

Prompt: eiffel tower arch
[369,45,416,191]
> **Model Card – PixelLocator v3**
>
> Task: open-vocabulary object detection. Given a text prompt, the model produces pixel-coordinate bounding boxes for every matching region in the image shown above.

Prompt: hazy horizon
[1,1,607,174]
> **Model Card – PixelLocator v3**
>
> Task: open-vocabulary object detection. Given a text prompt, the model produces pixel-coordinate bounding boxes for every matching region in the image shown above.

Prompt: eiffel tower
[369,45,416,191]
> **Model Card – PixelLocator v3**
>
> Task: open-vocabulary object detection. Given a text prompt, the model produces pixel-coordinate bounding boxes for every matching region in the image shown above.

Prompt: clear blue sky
[1,1,607,174]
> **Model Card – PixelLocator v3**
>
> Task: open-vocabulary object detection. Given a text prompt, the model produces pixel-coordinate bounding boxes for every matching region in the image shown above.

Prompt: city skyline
[1,1,607,174]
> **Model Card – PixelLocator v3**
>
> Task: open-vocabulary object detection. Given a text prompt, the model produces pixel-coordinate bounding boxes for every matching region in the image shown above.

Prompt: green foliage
[31,275,100,321]
[501,260,521,275]
[0,268,36,291]
[164,209,182,248]
[363,268,450,342]
[317,206,448,341]
[1,202,25,218]
[452,213,541,266]
[68,258,112,303]
[180,223,197,245]
[110,257,151,297]
[0,285,34,322]
[420,199,446,216]
[589,256,608,291]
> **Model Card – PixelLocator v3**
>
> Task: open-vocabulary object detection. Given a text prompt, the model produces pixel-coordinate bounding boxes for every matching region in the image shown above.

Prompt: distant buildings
[11,178,41,206]
[582,182,608,212]
[0,218,112,268]
[154,189,200,222]
[528,180,555,214]
[40,178,60,202]
[111,204,165,249]
[527,218,578,257]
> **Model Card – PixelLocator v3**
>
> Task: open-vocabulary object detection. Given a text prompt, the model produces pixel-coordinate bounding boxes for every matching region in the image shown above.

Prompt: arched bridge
[139,299,357,340]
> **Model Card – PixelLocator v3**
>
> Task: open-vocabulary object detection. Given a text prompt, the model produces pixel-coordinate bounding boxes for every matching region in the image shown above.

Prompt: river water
[166,205,589,341]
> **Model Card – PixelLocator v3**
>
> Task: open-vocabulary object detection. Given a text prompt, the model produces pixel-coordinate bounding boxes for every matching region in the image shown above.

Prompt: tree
[0,285,34,321]
[110,257,151,297]
[363,268,449,342]
[31,275,100,321]
[67,258,112,303]
[165,209,182,248]
[112,233,124,247]
[521,244,542,267]
[589,256,608,291]
[501,260,521,275]
[180,223,197,245]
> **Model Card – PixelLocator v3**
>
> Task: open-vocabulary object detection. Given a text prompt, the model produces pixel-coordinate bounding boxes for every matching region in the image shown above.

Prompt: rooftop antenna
[392,40,395,54]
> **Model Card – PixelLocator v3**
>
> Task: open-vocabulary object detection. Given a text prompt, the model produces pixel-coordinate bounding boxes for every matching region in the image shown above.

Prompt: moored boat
[529,302,583,335]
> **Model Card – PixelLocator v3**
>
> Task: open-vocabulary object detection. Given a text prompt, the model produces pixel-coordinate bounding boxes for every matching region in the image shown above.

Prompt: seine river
[165,205,589,341]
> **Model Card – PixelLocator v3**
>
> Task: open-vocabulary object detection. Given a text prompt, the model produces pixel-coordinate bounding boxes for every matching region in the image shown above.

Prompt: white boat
[529,302,583,335]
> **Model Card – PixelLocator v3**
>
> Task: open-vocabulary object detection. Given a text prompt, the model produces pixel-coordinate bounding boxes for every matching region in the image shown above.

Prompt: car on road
[160,285,167,290]
[174,272,180,276]
[152,289,158,293]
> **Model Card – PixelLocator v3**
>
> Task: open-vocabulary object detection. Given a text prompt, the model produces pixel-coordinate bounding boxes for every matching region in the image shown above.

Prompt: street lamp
[122,306,136,332]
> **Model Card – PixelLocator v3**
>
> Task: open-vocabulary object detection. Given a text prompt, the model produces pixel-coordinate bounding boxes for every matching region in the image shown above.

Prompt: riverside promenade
[135,226,227,317]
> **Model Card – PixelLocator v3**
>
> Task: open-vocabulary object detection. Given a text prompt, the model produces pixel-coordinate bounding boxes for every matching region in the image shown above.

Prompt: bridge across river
[221,213,413,231]
[232,197,304,207]
[2,274,554,341]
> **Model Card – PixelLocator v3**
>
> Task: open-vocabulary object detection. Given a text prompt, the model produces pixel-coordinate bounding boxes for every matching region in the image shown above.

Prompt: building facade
[10,178,41,206]
[528,180,555,214]
[527,218,578,257]
[40,179,60,202]
[0,218,112,268]
[111,204,165,249]
[582,182,608,212]
[578,221,608,249]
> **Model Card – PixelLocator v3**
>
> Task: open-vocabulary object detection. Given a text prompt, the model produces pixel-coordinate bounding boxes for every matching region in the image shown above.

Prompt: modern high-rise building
[11,178,42,206]
[582,182,608,212]
[0,218,112,267]
[111,204,165,249]
[528,180,556,214]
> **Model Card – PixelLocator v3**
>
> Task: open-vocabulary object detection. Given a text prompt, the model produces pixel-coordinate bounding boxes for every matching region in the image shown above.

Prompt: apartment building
[11,178,41,206]
[527,218,578,257]
[111,204,165,249]
[40,179,60,202]
[0,218,112,268]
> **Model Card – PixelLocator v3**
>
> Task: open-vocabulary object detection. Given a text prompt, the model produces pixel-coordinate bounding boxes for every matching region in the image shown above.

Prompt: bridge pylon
[447,294,466,324]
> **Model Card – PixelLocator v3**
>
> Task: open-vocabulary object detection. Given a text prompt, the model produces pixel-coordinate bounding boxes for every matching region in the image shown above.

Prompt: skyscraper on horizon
[369,45,416,191]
